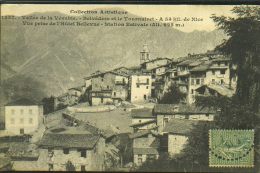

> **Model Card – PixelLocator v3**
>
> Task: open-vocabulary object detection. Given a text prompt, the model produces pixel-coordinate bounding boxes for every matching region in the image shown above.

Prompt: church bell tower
[140,44,150,64]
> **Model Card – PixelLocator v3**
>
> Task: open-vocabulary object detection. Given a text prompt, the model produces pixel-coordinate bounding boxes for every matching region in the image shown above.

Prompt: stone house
[130,74,152,103]
[130,108,157,133]
[154,104,215,133]
[141,58,172,71]
[129,130,160,167]
[161,119,200,156]
[5,98,43,135]
[38,125,106,171]
[90,71,129,105]
[187,56,235,103]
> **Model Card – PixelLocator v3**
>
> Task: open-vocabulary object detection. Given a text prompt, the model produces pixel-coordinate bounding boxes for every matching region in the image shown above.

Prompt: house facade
[130,130,160,167]
[38,128,105,171]
[130,74,152,103]
[90,71,129,105]
[130,108,157,133]
[5,99,43,135]
[162,119,200,156]
[154,104,215,133]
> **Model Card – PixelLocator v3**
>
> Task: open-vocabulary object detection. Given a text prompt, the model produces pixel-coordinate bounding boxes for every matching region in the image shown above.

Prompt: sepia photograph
[0,4,259,172]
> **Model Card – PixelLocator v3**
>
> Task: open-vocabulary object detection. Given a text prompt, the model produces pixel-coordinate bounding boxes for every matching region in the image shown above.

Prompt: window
[114,92,116,97]
[11,109,15,115]
[201,78,204,84]
[10,118,15,124]
[212,79,215,84]
[101,98,104,103]
[79,150,87,158]
[20,128,24,134]
[139,120,142,123]
[147,154,156,162]
[146,78,149,84]
[185,115,189,119]
[144,95,147,100]
[20,118,24,124]
[191,79,194,85]
[48,148,53,153]
[138,154,142,164]
[220,69,225,74]
[206,113,209,117]
[20,109,24,115]
[164,117,169,124]
[221,79,224,85]
[63,148,69,154]
[29,118,33,124]
[81,165,86,171]
[218,62,221,66]
[107,85,109,89]
[48,164,54,171]
[212,70,215,75]
[137,84,140,88]
[191,89,194,94]
[146,86,149,89]
[196,79,200,85]
[101,78,103,82]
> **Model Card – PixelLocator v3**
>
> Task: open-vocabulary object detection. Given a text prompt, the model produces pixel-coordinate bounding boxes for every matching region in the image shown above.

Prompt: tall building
[5,98,43,135]
[130,74,152,103]
[140,44,150,64]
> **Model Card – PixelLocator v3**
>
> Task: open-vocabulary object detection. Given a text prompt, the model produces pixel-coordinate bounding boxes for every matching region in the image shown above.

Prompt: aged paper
[0,4,259,172]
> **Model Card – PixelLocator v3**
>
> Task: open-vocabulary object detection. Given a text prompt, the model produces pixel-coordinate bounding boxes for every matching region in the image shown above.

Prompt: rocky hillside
[1,9,226,97]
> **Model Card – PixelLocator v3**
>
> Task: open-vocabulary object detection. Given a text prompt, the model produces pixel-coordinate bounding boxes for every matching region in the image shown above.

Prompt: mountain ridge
[1,10,227,97]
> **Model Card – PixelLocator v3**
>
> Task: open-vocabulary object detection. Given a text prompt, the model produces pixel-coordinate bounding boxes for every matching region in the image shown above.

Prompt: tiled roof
[0,155,11,169]
[154,104,216,114]
[195,84,235,97]
[85,70,129,79]
[7,142,39,160]
[131,108,154,118]
[154,104,178,114]
[212,56,230,62]
[38,133,100,149]
[129,130,158,139]
[129,119,156,127]
[163,119,200,135]
[190,61,212,72]
[142,57,172,65]
[68,86,82,91]
[6,98,40,106]
[133,148,159,155]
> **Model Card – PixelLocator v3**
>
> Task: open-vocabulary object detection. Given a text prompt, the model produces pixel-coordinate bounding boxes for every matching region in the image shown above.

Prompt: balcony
[115,81,127,85]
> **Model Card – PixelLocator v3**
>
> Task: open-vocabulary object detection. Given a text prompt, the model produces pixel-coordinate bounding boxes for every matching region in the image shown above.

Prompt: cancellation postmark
[209,130,254,168]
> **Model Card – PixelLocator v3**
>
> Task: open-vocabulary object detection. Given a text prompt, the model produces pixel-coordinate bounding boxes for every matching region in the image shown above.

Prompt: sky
[1,4,239,32]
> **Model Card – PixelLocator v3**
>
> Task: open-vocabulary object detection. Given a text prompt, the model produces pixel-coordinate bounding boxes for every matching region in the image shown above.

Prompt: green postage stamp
[209,130,254,167]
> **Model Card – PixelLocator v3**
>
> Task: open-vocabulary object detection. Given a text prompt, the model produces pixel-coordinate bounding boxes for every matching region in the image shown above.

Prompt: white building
[130,74,152,103]
[162,119,201,156]
[5,98,43,135]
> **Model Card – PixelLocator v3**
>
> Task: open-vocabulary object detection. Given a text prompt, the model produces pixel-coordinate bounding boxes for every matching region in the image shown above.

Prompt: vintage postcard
[0,4,259,172]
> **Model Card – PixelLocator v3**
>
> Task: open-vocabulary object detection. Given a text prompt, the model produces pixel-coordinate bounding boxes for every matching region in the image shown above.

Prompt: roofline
[155,112,215,115]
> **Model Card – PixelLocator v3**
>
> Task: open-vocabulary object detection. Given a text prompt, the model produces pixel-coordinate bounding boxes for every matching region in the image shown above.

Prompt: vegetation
[137,6,260,172]
[159,84,186,104]
[211,6,260,112]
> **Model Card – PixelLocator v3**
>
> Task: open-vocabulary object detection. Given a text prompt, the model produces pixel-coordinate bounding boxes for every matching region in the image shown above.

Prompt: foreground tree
[211,6,260,111]
[159,84,186,104]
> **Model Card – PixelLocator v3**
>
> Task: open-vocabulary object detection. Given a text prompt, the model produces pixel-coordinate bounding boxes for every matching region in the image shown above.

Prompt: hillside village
[0,44,237,171]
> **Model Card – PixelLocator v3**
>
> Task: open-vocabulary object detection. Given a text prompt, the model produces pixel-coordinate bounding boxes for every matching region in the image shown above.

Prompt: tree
[211,6,260,112]
[159,84,186,104]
